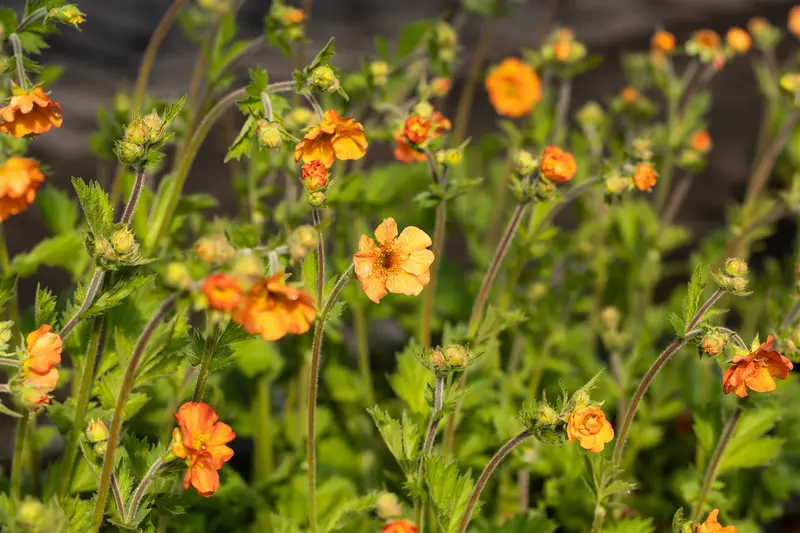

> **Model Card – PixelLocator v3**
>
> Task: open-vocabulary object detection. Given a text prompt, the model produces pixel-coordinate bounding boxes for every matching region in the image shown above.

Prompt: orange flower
[353,218,434,304]
[790,6,800,39]
[0,86,63,137]
[382,519,418,533]
[485,58,542,118]
[632,163,657,192]
[202,273,242,312]
[294,109,367,168]
[0,157,45,221]
[430,77,451,97]
[23,325,62,394]
[553,29,575,62]
[566,405,614,452]
[726,27,751,53]
[697,509,739,533]
[539,146,577,183]
[393,112,450,164]
[283,7,304,25]
[404,116,431,145]
[651,30,676,53]
[233,273,316,341]
[690,130,712,153]
[694,29,722,51]
[722,335,793,398]
[620,86,639,105]
[301,160,330,191]
[172,402,235,497]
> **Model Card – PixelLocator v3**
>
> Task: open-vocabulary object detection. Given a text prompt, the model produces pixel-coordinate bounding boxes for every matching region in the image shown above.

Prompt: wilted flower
[632,162,657,192]
[353,218,434,303]
[202,273,243,312]
[697,509,739,533]
[539,146,577,183]
[485,58,542,118]
[233,274,316,341]
[0,86,63,137]
[294,109,367,167]
[722,335,793,398]
[0,157,45,221]
[172,402,236,497]
[566,405,614,452]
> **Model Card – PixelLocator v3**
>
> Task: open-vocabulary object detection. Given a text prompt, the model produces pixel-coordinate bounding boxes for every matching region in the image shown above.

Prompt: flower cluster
[393,109,451,164]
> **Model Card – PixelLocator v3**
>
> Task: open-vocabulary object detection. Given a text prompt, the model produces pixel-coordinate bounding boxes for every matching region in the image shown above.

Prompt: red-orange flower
[233,274,316,341]
[294,109,367,168]
[403,116,431,145]
[301,160,330,191]
[485,58,542,118]
[382,519,418,533]
[23,325,62,394]
[651,30,676,53]
[632,162,658,192]
[353,218,434,304]
[790,6,800,39]
[722,335,793,398]
[0,157,45,221]
[393,112,451,164]
[694,29,722,50]
[172,402,235,497]
[697,509,739,533]
[691,130,712,153]
[566,405,614,452]
[620,86,639,105]
[0,86,63,137]
[539,146,577,183]
[283,7,304,25]
[202,273,242,312]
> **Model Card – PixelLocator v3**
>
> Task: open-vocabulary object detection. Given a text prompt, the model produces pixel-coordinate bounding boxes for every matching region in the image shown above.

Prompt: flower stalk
[9,410,29,500]
[414,376,445,527]
[420,166,449,347]
[0,224,21,343]
[744,110,800,209]
[9,34,28,88]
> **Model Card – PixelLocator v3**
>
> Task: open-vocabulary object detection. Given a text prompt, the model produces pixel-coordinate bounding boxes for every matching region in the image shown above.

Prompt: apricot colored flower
[353,218,434,304]
[172,402,235,497]
[620,86,639,105]
[566,405,614,452]
[726,27,751,53]
[698,509,739,533]
[382,519,418,533]
[632,162,658,192]
[790,6,800,39]
[0,157,45,221]
[539,146,577,183]
[651,30,676,53]
[202,273,242,312]
[722,335,793,398]
[233,273,316,341]
[23,325,62,393]
[294,109,367,168]
[393,112,451,164]
[0,86,63,137]
[485,58,542,118]
[553,29,575,62]
[301,160,330,191]
[691,130,712,153]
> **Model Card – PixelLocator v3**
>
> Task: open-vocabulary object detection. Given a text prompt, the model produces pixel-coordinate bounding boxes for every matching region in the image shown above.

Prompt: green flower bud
[125,120,147,144]
[701,331,727,356]
[256,120,283,149]
[413,100,434,119]
[86,418,109,443]
[164,262,191,289]
[93,441,107,456]
[724,257,749,277]
[577,101,605,127]
[116,141,145,165]
[111,227,136,256]
[600,306,620,331]
[307,191,327,208]
[292,225,319,249]
[436,148,463,167]
[17,499,45,527]
[444,344,468,368]
[376,492,402,520]
[311,65,340,93]
[436,22,457,47]
[429,349,447,370]
[514,150,537,176]
[142,110,164,143]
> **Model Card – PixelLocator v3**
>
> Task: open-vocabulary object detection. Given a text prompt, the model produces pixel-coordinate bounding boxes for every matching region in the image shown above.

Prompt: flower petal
[396,226,432,254]
[386,270,424,296]
[359,276,388,303]
[374,218,398,246]
[400,249,434,276]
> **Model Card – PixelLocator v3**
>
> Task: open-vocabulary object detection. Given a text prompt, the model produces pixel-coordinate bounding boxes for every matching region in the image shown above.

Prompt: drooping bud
[435,148,463,167]
[46,5,86,27]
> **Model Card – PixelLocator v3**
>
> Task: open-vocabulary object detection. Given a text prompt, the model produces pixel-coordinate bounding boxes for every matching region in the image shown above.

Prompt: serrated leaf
[163,95,187,125]
[11,232,84,277]
[0,275,16,309]
[72,178,113,237]
[718,436,782,472]
[669,313,685,337]
[35,283,57,327]
[225,115,256,163]
[308,37,336,71]
[367,406,420,473]
[425,455,476,533]
[35,186,80,235]
[83,275,155,318]
[322,492,379,533]
[682,264,706,328]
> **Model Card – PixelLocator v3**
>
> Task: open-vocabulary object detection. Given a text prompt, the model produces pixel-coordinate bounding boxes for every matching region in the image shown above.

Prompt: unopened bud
[111,227,136,256]
[47,5,85,27]
[311,66,340,93]
[444,344,468,368]
[286,107,314,129]
[370,61,390,86]
[701,332,727,356]
[413,100,434,119]
[435,148,463,167]
[781,73,800,94]
[17,500,44,527]
[164,262,191,289]
[600,306,620,331]
[534,179,557,201]
[233,254,263,279]
[514,150,537,176]
[0,321,12,346]
[577,101,604,127]
[376,492,402,520]
[430,77,451,97]
[86,418,109,443]
[292,225,318,248]
[732,276,748,293]
[725,257,749,277]
[93,441,107,456]
[429,349,447,370]
[125,120,147,144]
[256,120,282,149]
[528,282,547,300]
[436,22,457,47]
[535,404,559,425]
[307,191,327,208]
[116,141,145,165]
[605,173,631,195]
[142,110,164,143]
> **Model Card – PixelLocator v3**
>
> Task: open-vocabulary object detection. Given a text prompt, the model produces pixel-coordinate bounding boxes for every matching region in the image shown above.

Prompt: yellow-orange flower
[539,146,577,183]
[23,325,62,394]
[0,86,63,137]
[722,335,793,398]
[353,218,434,304]
[393,112,451,165]
[651,30,676,53]
[620,86,639,105]
[294,109,367,168]
[693,29,722,52]
[283,7,304,25]
[790,6,800,39]
[726,27,751,53]
[233,273,316,341]
[566,405,614,452]
[698,509,739,533]
[0,157,45,221]
[553,29,575,62]
[404,116,431,145]
[202,273,242,312]
[382,519,418,533]
[690,130,712,153]
[632,162,657,192]
[485,58,542,119]
[301,160,330,191]
[172,402,235,497]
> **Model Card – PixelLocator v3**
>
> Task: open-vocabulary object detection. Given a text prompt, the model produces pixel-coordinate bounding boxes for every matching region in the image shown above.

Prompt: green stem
[655,93,678,213]
[353,304,374,406]
[10,410,29,500]
[313,209,325,310]
[143,81,294,252]
[452,16,497,143]
[307,265,355,533]
[9,34,28,89]
[548,78,572,146]
[690,405,741,522]
[420,168,448,347]
[58,269,106,340]
[253,374,273,485]
[414,377,444,528]
[191,322,219,403]
[455,429,532,533]
[90,294,178,532]
[57,317,105,497]
[109,0,189,205]
[119,167,146,226]
[15,8,47,34]
[744,110,800,209]
[0,222,21,344]
[127,457,169,521]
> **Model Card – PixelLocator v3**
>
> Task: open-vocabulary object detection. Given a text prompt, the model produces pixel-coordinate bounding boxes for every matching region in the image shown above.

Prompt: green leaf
[396,21,432,59]
[718,407,783,474]
[225,115,256,163]
[162,95,187,126]
[308,37,336,71]
[35,283,57,328]
[601,517,654,533]
[0,275,16,309]
[83,274,155,318]
[97,370,150,420]
[668,313,685,338]
[322,493,378,533]
[35,186,80,235]
[425,455,476,533]
[223,220,261,249]
[367,406,421,473]
[72,178,113,237]
[693,412,716,456]
[0,401,21,418]
[11,232,85,278]
[388,341,434,414]
[682,264,706,330]
[245,67,270,99]
[233,338,285,379]
[473,511,557,533]
[175,193,219,216]
[187,321,250,374]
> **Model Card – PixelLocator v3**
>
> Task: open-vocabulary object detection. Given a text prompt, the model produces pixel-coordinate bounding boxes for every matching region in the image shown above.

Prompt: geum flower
[698,509,739,533]
[484,57,542,118]
[233,273,316,341]
[353,218,434,304]
[202,273,242,312]
[566,405,614,452]
[21,325,63,407]
[172,402,235,497]
[394,112,451,164]
[539,146,577,183]
[0,157,45,221]
[294,109,367,168]
[722,335,793,398]
[382,519,418,533]
[0,86,63,137]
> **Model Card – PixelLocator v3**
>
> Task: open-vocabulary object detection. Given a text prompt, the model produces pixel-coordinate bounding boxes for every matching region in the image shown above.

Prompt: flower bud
[125,120,147,144]
[370,61,390,86]
[413,101,434,119]
[0,321,12,347]
[725,257,749,277]
[732,276,748,293]
[528,282,547,300]
[111,227,136,256]
[535,403,560,425]
[429,349,447,370]
[292,225,318,249]
[307,191,327,208]
[726,27,751,54]
[577,101,605,128]
[17,500,45,527]
[436,22,458,47]
[116,141,145,165]
[430,77,451,97]
[701,331,727,356]
[376,492,402,520]
[256,120,283,149]
[438,47,456,63]
[22,385,49,410]
[514,150,537,176]
[444,344,468,368]
[620,86,639,105]
[651,31,677,53]
[632,163,658,192]
[286,107,314,129]
[93,441,107,456]
[435,148,463,167]
[311,66,340,93]
[86,418,109,443]
[781,73,800,94]
[142,110,164,143]
[164,262,191,289]
[600,306,620,331]
[605,173,631,195]
[282,7,304,25]
[47,5,85,27]
[233,254,263,279]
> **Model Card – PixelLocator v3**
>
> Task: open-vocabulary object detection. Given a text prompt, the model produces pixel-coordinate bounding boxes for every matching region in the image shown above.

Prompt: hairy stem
[313,209,325,310]
[690,406,742,522]
[90,294,178,532]
[10,410,29,500]
[127,457,167,521]
[119,167,146,226]
[548,78,572,146]
[191,322,218,403]
[420,167,449,347]
[9,34,27,88]
[0,224,20,343]
[307,265,354,533]
[111,474,125,522]
[414,377,445,527]
[455,429,533,533]
[58,269,106,340]
[353,304,375,406]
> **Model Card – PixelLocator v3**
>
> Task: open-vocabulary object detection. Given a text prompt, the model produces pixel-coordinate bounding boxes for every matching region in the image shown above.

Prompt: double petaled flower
[698,509,739,533]
[485,58,542,118]
[393,112,451,164]
[22,325,63,407]
[566,405,614,452]
[294,109,367,168]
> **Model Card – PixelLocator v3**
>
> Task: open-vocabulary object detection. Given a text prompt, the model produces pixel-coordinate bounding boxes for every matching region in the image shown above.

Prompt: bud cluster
[267,2,306,42]
[418,344,477,376]
[712,257,751,296]
[90,226,150,270]
[86,418,109,456]
[115,102,179,168]
[311,65,341,94]
[430,22,459,67]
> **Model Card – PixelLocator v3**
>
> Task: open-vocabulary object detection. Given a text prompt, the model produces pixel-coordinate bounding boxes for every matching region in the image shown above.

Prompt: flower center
[192,435,209,452]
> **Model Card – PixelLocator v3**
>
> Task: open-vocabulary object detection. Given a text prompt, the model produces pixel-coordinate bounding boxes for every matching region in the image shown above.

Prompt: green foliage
[11,232,85,277]
[35,186,80,235]
[83,274,155,318]
[425,455,476,533]
[72,177,114,238]
[368,406,421,473]
[34,283,57,327]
